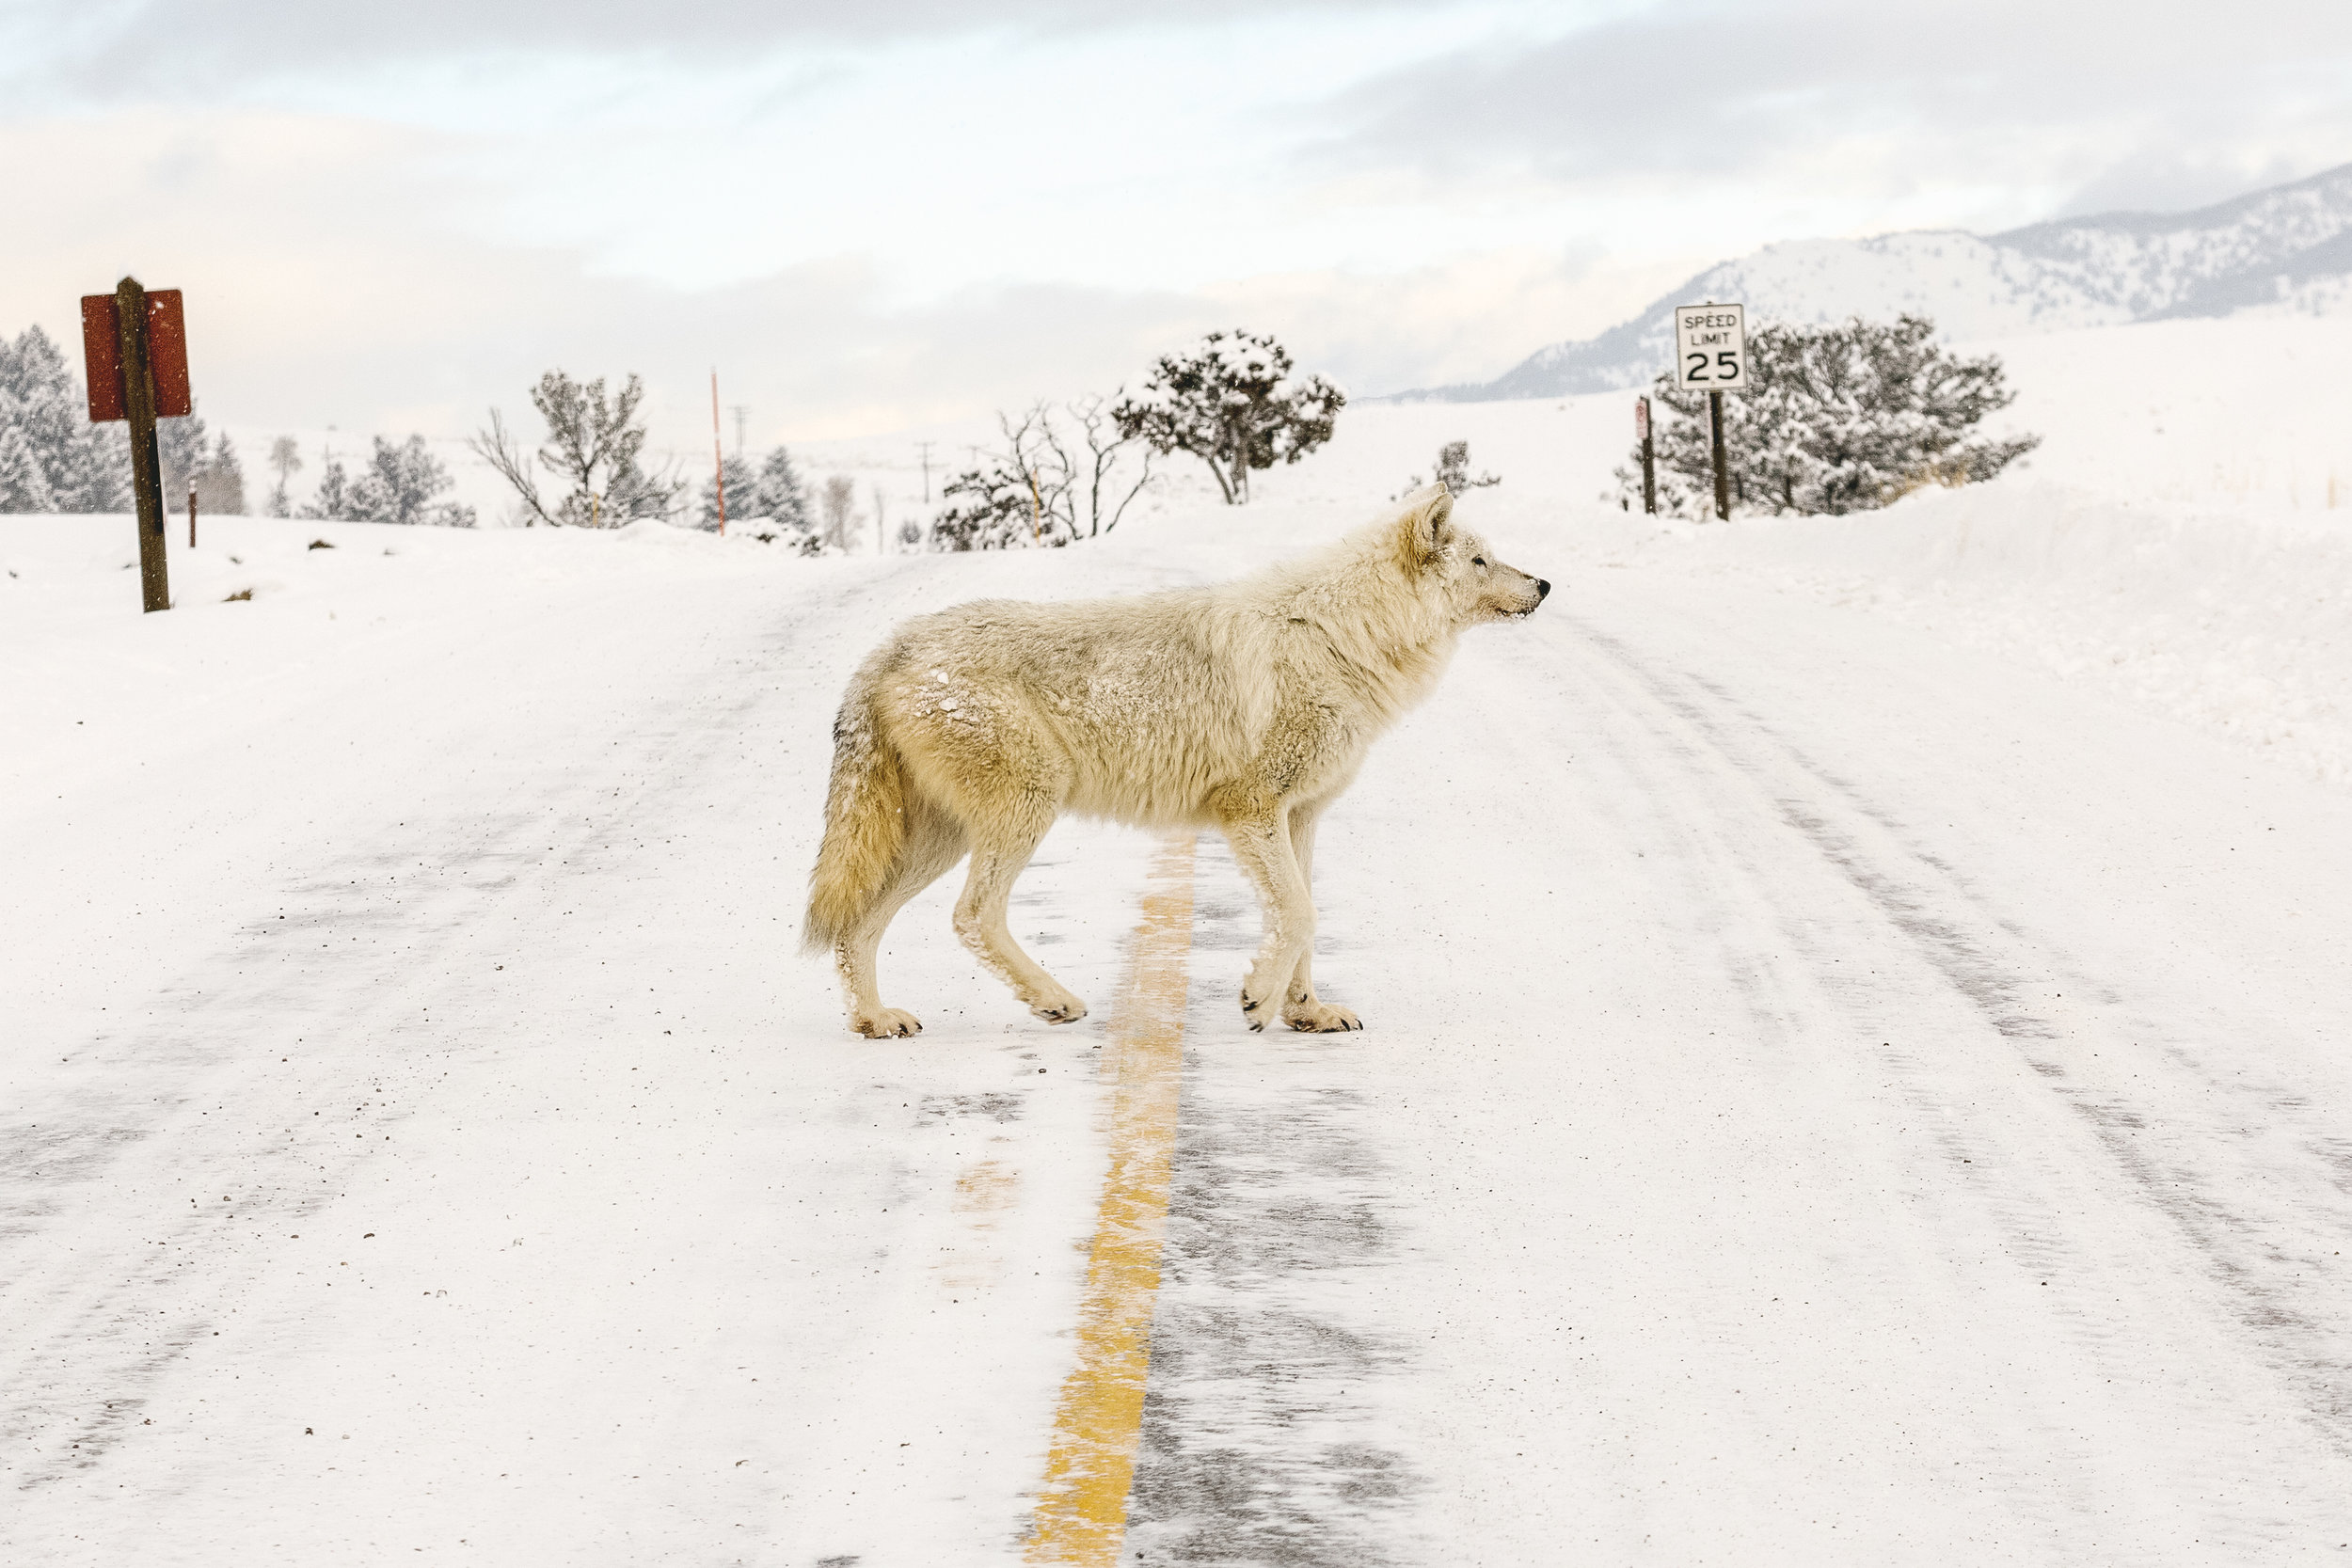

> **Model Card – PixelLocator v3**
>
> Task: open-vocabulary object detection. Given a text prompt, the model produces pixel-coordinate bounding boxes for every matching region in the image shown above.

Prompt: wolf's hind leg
[954,800,1087,1024]
[1221,806,1319,1033]
[836,807,966,1038]
[1279,802,1359,1032]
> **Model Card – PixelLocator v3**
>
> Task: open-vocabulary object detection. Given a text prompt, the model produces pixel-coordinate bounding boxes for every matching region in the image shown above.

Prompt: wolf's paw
[1240,987,1270,1033]
[1028,990,1089,1025]
[850,1006,923,1038]
[1283,999,1362,1033]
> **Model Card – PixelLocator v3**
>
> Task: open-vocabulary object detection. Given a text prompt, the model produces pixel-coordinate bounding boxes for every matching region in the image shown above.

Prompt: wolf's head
[1391,486,1549,626]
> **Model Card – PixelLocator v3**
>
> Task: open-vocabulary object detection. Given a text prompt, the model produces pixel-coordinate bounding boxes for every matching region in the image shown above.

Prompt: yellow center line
[1024,832,1197,1565]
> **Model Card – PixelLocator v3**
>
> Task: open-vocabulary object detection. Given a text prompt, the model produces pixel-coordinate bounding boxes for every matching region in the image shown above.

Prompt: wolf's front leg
[1221,809,1320,1032]
[1277,801,1359,1032]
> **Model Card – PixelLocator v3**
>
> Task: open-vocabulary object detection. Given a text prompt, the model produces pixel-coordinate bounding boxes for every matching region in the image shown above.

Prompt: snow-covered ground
[6,312,2352,1563]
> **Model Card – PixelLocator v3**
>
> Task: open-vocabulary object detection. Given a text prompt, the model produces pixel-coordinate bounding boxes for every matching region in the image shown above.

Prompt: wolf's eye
[1471,556,1486,566]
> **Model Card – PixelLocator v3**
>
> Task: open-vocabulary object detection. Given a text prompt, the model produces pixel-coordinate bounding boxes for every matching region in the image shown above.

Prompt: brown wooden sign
[81,289,190,422]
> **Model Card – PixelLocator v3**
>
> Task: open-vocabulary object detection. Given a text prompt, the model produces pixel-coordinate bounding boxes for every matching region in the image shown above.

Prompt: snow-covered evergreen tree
[346,436,475,527]
[0,325,127,512]
[302,455,357,520]
[193,433,246,515]
[698,451,756,531]
[157,410,210,503]
[1399,439,1500,499]
[1616,315,2040,517]
[53,425,132,513]
[0,424,56,513]
[755,446,811,534]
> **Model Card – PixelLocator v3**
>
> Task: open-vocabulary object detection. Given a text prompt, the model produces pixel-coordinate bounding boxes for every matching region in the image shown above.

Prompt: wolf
[803,485,1548,1038]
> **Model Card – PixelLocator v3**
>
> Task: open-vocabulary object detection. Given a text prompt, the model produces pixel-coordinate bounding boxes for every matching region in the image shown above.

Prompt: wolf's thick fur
[804,486,1548,1037]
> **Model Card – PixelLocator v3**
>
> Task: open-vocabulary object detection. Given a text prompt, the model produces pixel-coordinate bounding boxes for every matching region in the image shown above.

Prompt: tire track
[0,594,827,1493]
[1565,612,2352,1458]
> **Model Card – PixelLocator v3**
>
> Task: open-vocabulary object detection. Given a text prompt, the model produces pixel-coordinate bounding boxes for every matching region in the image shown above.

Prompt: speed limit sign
[1675,302,1746,390]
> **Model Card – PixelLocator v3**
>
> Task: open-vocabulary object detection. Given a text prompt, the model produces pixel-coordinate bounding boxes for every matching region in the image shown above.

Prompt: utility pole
[730,404,748,457]
[709,369,727,537]
[916,440,936,504]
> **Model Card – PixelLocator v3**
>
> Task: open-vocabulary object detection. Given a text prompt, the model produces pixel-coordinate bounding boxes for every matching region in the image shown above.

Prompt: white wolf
[803,486,1548,1037]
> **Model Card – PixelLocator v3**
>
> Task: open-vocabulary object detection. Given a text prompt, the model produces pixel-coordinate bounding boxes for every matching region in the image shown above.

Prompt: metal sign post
[81,278,191,611]
[1675,302,1745,522]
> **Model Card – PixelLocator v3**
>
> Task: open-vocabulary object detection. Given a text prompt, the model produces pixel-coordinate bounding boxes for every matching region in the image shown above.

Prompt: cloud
[15,0,2351,454]
[9,0,1453,98]
[0,97,1663,452]
[1316,0,2352,205]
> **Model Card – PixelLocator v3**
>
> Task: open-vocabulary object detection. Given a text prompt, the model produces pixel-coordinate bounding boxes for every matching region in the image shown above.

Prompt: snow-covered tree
[1112,329,1343,505]
[818,474,858,552]
[150,408,247,515]
[755,446,811,535]
[193,433,246,515]
[0,325,129,512]
[0,423,56,513]
[301,454,358,520]
[266,436,302,517]
[469,371,683,527]
[697,451,755,531]
[157,410,209,502]
[347,435,474,527]
[930,399,1152,552]
[1616,315,2040,517]
[1399,439,1500,499]
[57,425,133,514]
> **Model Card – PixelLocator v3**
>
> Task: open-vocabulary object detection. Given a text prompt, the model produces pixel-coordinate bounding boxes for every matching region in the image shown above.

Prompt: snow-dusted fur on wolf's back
[803,486,1549,1039]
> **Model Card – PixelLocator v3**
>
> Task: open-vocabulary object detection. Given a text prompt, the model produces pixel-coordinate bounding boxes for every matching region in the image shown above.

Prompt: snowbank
[1551,484,2352,785]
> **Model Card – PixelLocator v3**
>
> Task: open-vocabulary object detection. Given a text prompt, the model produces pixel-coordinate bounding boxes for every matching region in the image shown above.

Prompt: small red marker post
[188,483,198,549]
[81,278,192,611]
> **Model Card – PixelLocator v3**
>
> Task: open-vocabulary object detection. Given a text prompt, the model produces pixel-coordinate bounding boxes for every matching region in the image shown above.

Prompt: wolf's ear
[1399,485,1454,570]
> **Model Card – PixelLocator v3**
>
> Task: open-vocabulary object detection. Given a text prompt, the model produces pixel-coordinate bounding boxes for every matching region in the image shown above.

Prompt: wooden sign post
[81,277,192,611]
[1635,395,1657,515]
[1674,302,1745,522]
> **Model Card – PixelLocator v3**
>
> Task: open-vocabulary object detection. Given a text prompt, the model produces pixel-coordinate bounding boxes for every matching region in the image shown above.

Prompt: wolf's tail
[803,668,909,955]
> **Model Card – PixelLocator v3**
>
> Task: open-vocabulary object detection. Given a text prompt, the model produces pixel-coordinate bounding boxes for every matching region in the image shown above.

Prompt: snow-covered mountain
[1397,163,2352,401]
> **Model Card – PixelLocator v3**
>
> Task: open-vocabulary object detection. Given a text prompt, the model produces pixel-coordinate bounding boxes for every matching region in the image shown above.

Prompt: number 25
[1685,351,1742,384]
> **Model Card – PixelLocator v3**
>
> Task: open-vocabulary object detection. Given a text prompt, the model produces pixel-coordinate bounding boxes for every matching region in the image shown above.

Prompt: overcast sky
[6,0,2349,448]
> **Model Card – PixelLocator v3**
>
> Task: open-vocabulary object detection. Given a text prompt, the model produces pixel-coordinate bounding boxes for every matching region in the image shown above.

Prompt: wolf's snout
[1534,578,1551,598]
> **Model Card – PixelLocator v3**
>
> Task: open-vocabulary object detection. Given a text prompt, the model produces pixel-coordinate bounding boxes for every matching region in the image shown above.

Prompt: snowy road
[6,508,2352,1565]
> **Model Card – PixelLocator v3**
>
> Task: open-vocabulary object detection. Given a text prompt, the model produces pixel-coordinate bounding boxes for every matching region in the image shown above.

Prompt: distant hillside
[1394,163,2352,402]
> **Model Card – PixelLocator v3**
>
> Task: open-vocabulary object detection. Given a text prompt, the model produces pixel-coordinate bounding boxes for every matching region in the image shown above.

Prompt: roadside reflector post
[1636,395,1657,515]
[1674,300,1745,524]
[188,483,198,548]
[81,277,192,611]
